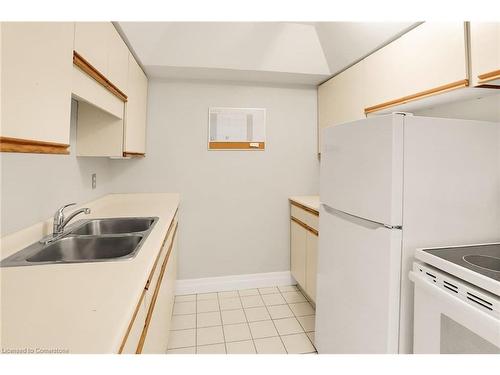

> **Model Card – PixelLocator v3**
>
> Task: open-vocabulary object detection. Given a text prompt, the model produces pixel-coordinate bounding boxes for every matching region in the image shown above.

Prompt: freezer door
[315,205,403,354]
[320,114,404,226]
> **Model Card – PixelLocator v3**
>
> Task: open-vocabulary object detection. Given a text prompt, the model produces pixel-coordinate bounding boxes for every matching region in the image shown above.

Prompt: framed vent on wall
[208,107,266,150]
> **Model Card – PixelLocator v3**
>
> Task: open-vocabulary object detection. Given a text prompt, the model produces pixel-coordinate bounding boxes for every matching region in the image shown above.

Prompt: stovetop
[423,243,500,282]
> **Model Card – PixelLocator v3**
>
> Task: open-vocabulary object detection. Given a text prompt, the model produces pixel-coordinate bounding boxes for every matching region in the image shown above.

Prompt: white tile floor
[167,285,316,354]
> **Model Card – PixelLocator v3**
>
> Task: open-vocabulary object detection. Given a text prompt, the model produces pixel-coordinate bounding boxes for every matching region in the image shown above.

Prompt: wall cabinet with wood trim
[363,22,468,114]
[317,60,367,153]
[123,53,148,156]
[120,214,178,354]
[0,22,74,154]
[470,22,500,87]
[73,22,149,158]
[317,22,500,154]
[290,201,319,303]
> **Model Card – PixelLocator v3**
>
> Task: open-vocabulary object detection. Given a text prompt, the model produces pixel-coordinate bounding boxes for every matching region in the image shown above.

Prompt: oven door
[410,267,500,354]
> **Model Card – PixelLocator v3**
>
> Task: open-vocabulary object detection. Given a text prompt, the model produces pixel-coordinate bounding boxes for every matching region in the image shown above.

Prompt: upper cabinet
[1,22,148,157]
[0,22,74,154]
[124,54,148,156]
[317,60,367,153]
[363,22,468,114]
[317,22,500,154]
[470,22,500,87]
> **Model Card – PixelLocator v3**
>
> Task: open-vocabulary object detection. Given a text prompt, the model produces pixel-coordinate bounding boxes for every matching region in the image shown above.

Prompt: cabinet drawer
[290,204,319,232]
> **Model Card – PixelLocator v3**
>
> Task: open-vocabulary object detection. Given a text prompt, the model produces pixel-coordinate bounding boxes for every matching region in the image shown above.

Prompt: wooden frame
[478,69,500,84]
[73,51,128,102]
[0,136,69,154]
[364,79,469,114]
[123,151,146,158]
[289,200,319,216]
[208,141,265,150]
[291,216,318,236]
[118,289,146,353]
[136,224,178,353]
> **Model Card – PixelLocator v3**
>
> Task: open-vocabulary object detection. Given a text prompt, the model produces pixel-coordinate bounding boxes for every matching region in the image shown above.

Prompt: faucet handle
[56,202,76,214]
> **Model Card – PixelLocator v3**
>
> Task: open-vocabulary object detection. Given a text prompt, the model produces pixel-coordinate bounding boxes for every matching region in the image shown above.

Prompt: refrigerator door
[320,114,404,226]
[315,204,403,353]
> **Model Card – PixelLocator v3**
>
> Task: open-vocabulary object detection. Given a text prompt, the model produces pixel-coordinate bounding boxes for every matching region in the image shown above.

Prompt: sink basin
[0,216,158,267]
[70,217,155,235]
[27,235,142,263]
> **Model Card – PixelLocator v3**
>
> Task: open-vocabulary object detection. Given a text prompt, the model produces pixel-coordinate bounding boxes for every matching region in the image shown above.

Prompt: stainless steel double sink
[0,217,158,267]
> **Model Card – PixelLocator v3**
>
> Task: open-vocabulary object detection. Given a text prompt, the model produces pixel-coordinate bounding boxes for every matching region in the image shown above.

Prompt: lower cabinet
[290,202,319,303]
[141,228,178,353]
[119,215,178,354]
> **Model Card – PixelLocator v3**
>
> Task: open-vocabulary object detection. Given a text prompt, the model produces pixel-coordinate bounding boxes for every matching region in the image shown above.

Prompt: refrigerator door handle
[383,224,403,230]
[321,203,403,230]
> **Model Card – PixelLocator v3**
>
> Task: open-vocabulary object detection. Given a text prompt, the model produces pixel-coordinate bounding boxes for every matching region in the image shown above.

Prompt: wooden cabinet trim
[291,217,318,236]
[289,200,319,216]
[144,210,178,291]
[364,79,469,114]
[118,288,146,353]
[0,136,70,154]
[208,141,265,150]
[136,223,178,353]
[73,51,128,102]
[123,151,146,158]
[478,69,500,84]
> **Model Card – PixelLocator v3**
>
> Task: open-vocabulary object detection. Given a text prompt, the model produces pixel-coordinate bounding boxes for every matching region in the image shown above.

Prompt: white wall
[0,100,115,236]
[110,80,319,279]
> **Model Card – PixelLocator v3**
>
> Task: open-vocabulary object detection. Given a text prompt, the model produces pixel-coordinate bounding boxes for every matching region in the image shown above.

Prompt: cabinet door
[364,22,468,114]
[124,54,148,155]
[107,26,129,91]
[317,60,366,153]
[1,22,74,148]
[305,231,318,303]
[291,220,307,289]
[141,228,178,353]
[470,22,500,87]
[74,22,113,76]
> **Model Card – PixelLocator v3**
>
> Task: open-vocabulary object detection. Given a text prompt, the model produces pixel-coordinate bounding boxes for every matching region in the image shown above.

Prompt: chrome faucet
[52,203,91,237]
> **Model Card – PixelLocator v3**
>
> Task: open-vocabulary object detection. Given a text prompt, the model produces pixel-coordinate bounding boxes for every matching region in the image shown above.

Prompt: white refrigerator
[315,113,500,354]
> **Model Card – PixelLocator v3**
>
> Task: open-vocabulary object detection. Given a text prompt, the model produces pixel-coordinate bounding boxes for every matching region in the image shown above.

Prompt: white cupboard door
[1,22,74,146]
[317,59,367,153]
[141,229,178,353]
[120,292,147,354]
[305,231,318,303]
[124,54,148,154]
[364,22,468,114]
[107,26,129,92]
[74,22,113,76]
[470,22,500,87]
[290,220,307,288]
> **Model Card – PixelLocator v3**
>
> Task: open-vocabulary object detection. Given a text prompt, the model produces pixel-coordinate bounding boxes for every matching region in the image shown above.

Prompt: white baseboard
[175,271,296,295]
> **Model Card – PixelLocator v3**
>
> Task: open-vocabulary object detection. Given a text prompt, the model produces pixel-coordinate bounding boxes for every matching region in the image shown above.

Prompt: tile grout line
[239,289,258,354]
[282,288,317,353]
[216,292,228,354]
[259,287,289,354]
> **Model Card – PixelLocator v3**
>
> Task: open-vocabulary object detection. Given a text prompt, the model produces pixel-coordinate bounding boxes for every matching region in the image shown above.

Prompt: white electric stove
[410,243,500,354]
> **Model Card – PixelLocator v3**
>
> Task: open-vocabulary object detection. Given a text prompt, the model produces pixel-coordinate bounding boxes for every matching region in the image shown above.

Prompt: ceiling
[117,22,417,86]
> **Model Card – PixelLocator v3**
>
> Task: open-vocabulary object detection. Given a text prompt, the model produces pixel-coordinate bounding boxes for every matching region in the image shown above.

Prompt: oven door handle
[410,270,500,349]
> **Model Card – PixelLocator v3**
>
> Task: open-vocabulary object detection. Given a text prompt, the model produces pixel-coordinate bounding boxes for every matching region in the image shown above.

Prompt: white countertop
[0,193,180,353]
[289,195,320,213]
